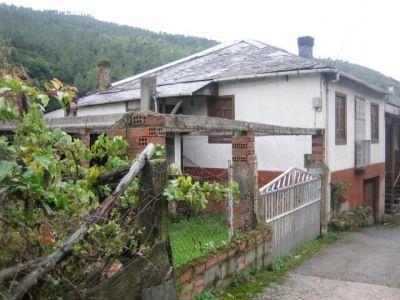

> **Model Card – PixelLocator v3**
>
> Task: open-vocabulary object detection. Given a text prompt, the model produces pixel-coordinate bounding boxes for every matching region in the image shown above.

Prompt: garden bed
[169,214,229,268]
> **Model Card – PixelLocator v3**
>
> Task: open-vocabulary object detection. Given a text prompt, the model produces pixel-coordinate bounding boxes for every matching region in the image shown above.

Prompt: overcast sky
[3,0,400,80]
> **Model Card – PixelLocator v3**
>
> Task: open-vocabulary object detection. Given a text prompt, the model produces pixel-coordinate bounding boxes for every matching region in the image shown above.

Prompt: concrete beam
[120,112,319,136]
[0,113,124,133]
[1,112,319,137]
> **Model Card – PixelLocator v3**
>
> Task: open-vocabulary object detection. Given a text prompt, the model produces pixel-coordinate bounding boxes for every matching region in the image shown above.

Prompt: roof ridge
[111,40,244,86]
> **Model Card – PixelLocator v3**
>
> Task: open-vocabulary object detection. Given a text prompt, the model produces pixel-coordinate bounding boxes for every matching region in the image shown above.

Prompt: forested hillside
[0,4,216,94]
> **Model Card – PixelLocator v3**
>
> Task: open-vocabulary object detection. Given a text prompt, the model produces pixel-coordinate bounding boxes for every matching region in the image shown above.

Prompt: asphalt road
[257,225,400,299]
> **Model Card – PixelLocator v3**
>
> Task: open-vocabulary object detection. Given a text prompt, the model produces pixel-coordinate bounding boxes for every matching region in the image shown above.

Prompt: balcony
[355,140,371,170]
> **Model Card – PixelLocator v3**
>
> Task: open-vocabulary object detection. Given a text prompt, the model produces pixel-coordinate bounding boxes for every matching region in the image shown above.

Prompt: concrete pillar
[140,76,157,111]
[310,129,329,235]
[231,131,258,232]
[174,134,182,170]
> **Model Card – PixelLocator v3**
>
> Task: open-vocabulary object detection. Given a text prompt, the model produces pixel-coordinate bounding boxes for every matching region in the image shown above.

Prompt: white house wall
[182,75,324,171]
[328,79,385,172]
[77,102,127,116]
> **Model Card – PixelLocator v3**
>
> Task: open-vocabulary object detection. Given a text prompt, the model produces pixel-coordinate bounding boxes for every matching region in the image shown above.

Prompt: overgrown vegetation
[330,180,348,217]
[330,205,373,230]
[169,214,229,268]
[0,70,239,298]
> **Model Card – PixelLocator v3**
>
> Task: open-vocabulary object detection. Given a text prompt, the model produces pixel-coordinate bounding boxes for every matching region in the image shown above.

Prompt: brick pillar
[126,127,166,157]
[311,129,325,164]
[310,129,329,235]
[108,114,167,157]
[231,131,258,232]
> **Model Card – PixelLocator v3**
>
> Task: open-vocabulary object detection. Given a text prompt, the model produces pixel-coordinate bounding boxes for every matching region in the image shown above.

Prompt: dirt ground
[257,225,400,299]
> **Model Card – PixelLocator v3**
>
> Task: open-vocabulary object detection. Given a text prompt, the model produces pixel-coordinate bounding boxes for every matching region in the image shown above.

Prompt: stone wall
[175,229,272,299]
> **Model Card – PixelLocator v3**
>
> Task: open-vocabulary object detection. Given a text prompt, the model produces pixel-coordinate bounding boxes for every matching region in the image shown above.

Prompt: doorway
[363,177,379,222]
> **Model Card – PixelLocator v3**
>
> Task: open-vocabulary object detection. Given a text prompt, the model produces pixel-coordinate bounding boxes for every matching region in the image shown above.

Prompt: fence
[259,167,322,259]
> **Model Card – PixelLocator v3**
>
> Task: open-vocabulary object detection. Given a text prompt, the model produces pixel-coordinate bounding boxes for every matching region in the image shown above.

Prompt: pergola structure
[0,111,327,232]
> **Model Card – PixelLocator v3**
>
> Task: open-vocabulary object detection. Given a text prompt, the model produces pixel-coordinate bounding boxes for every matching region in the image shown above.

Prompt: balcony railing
[355,140,371,170]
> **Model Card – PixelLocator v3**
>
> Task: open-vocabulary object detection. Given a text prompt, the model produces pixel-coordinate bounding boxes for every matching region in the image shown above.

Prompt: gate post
[231,131,258,232]
[309,129,329,235]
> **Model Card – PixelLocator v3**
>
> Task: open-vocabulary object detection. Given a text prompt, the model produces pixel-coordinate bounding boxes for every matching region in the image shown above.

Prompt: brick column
[108,114,167,157]
[231,131,258,232]
[126,127,166,157]
[311,129,325,164]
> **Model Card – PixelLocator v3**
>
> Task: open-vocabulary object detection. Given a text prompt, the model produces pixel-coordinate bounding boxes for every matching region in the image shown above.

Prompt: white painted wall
[77,102,127,116]
[182,74,385,173]
[328,79,385,171]
[183,74,324,171]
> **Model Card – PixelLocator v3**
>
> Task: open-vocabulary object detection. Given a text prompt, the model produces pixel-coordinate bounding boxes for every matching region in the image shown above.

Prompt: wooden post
[137,159,169,245]
[140,76,157,112]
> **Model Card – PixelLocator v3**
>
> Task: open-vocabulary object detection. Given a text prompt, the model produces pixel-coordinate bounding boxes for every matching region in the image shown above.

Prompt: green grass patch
[217,229,339,300]
[169,214,229,268]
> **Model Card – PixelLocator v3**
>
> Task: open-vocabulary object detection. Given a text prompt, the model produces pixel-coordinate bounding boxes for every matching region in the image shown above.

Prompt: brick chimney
[297,36,314,59]
[98,59,112,91]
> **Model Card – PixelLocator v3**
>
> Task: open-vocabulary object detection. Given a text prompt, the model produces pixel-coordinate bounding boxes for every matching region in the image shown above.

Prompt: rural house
[46,36,387,219]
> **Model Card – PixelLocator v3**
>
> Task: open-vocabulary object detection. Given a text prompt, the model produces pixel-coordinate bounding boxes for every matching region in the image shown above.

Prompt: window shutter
[355,97,366,141]
[335,94,347,144]
[371,103,379,143]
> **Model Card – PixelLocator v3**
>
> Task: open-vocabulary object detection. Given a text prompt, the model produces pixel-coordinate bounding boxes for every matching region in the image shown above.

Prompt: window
[371,103,379,143]
[207,96,234,143]
[335,93,347,145]
[207,96,234,119]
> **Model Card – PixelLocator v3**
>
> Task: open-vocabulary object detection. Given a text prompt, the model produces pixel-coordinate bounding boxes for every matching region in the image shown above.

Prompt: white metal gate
[259,167,321,259]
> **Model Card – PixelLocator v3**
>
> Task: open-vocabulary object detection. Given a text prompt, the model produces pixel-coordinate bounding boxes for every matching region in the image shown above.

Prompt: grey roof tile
[78,39,331,107]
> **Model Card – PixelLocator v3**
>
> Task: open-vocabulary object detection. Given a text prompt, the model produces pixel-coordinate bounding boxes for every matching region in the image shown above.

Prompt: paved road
[257,225,400,299]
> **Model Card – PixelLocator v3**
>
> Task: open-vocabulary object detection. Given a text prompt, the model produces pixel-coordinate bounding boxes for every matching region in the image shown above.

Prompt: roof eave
[214,68,336,83]
[339,72,388,95]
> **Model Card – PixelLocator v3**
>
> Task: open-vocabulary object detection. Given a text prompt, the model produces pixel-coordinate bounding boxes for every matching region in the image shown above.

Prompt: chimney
[388,85,395,94]
[98,59,112,90]
[297,36,314,59]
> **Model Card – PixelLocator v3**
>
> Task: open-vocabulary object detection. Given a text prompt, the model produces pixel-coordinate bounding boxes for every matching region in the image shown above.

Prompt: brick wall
[107,113,166,157]
[311,129,325,164]
[175,228,272,299]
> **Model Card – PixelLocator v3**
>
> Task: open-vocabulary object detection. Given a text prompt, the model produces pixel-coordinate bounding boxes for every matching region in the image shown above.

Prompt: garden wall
[174,228,272,299]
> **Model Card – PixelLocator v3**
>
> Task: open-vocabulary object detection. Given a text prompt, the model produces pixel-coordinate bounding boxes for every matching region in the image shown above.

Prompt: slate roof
[387,94,400,107]
[78,39,388,107]
[78,39,332,107]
